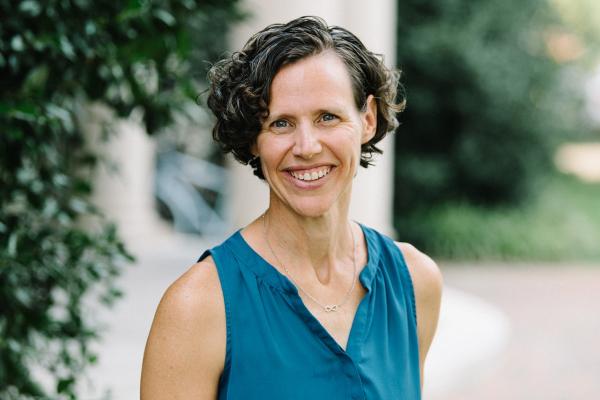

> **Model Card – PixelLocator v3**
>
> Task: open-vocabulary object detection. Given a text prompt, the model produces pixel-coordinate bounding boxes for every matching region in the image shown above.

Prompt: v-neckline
[232,223,381,356]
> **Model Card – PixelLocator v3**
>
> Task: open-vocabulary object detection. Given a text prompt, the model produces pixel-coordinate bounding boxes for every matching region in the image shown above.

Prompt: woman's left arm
[397,242,443,389]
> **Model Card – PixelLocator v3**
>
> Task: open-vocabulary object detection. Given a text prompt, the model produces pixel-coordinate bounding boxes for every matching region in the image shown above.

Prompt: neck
[263,200,354,283]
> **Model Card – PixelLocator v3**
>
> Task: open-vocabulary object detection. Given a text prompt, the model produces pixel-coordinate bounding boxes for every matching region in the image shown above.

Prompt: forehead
[268,51,356,113]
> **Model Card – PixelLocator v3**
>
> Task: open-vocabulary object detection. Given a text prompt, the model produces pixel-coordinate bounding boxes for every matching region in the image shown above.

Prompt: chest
[301,284,368,350]
[224,274,422,400]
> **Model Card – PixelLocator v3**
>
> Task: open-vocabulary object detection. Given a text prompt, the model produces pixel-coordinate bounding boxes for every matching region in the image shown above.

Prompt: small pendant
[325,305,338,312]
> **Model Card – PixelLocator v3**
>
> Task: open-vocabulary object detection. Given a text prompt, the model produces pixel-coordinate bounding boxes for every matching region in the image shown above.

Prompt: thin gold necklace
[262,213,357,313]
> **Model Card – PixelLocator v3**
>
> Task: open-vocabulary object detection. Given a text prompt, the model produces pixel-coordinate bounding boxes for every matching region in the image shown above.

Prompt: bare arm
[398,242,443,389]
[140,257,226,400]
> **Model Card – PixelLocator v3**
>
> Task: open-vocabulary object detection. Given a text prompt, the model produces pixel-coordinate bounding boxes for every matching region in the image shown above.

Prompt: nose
[292,123,322,159]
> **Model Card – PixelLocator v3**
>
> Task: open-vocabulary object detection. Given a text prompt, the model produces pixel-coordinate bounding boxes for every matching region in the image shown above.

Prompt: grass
[402,173,600,262]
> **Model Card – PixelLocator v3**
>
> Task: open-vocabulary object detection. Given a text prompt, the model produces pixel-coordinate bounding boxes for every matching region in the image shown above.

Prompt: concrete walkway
[423,286,510,398]
[435,263,600,400]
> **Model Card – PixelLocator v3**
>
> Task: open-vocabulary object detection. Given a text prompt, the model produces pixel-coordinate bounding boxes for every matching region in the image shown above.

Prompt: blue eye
[268,119,293,134]
[321,113,337,122]
[273,120,289,128]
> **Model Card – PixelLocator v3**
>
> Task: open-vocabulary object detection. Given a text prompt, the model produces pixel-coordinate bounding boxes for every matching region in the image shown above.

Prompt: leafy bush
[393,0,581,221]
[402,173,600,261]
[0,0,242,398]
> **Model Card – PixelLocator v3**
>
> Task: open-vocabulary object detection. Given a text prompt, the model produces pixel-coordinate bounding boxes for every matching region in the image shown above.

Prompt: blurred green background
[1,0,599,398]
[392,0,600,261]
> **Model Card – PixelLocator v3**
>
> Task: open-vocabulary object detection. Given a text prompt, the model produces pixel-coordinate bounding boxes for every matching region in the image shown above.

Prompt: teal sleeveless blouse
[198,224,421,399]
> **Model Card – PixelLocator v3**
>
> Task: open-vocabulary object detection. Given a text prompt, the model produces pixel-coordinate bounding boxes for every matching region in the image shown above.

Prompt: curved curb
[423,286,511,398]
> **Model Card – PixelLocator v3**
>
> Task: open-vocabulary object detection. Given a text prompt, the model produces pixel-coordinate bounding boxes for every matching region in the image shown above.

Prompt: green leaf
[10,36,25,51]
[154,9,176,26]
[59,36,76,59]
[7,233,18,256]
[8,102,37,122]
[56,377,75,393]
[19,1,41,16]
[22,65,49,95]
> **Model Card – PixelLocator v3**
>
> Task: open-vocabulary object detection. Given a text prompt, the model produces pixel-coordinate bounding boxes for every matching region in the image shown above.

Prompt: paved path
[433,264,600,400]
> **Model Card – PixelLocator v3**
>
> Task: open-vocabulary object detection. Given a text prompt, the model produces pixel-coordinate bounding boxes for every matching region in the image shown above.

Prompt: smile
[288,166,332,182]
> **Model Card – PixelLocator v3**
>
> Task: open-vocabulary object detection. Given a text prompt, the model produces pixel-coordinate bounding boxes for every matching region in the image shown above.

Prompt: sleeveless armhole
[388,241,419,328]
[198,249,232,392]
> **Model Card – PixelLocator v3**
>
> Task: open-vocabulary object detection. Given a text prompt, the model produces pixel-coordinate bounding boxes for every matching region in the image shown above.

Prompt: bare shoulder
[157,256,224,324]
[396,242,442,381]
[396,242,443,299]
[141,256,225,400]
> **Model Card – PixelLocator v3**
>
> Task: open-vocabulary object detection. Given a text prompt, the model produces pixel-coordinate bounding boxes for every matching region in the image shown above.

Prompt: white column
[344,0,397,237]
[226,0,397,236]
[82,104,172,254]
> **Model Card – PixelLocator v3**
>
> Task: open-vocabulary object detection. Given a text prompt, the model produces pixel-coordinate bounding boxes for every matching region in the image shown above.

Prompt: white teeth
[290,167,331,182]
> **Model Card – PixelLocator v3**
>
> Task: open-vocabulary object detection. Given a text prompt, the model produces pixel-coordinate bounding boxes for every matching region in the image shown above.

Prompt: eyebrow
[262,112,294,125]
[265,106,346,123]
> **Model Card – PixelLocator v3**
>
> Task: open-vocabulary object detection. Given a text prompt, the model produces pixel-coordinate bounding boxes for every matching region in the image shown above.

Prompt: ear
[361,95,377,144]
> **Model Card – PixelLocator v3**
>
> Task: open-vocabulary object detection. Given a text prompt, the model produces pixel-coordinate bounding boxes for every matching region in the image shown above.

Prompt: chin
[287,198,336,218]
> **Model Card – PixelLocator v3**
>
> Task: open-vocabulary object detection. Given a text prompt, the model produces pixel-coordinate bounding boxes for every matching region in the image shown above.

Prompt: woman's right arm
[140,257,226,399]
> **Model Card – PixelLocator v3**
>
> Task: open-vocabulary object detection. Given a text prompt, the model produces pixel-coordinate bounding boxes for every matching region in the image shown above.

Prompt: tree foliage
[0,0,242,398]
[394,0,580,224]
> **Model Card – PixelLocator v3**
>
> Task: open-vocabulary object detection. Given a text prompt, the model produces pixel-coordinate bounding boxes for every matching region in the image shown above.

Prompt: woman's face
[254,51,377,218]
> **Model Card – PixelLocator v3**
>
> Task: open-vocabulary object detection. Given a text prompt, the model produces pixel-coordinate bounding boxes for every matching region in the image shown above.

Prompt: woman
[141,16,442,400]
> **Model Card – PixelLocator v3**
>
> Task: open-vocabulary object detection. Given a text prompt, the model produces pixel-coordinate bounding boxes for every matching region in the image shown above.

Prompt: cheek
[256,137,288,172]
[339,125,364,155]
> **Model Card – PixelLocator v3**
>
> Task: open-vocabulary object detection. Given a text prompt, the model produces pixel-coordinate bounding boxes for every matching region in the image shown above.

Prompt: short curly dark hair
[206,16,405,179]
